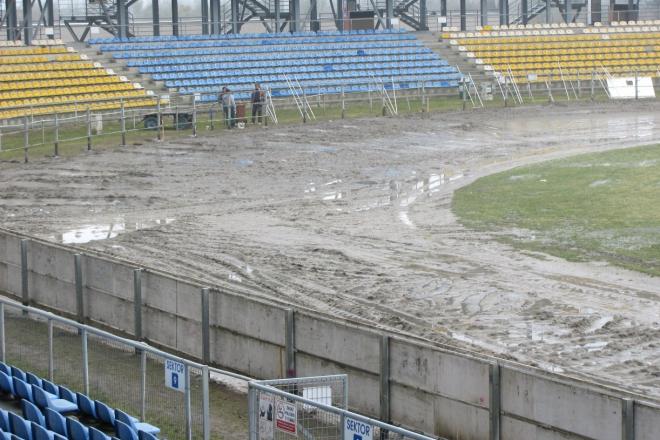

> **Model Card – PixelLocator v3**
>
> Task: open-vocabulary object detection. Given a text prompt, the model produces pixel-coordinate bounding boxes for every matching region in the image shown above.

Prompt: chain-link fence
[248,376,439,440]
[0,298,213,440]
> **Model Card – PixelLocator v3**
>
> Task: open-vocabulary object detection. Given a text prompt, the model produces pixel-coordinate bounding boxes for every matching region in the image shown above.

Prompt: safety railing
[0,296,214,440]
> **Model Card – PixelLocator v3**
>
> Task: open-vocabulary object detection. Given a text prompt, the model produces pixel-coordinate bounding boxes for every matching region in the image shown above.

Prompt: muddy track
[1,101,659,398]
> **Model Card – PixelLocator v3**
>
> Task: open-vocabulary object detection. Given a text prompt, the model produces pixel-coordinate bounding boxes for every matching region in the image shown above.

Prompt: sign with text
[344,417,373,440]
[275,398,297,435]
[164,359,185,393]
[259,394,274,440]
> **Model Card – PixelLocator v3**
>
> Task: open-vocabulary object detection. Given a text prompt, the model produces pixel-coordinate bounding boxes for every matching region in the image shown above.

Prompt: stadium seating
[444,20,660,83]
[0,361,161,440]
[0,40,157,120]
[89,29,461,101]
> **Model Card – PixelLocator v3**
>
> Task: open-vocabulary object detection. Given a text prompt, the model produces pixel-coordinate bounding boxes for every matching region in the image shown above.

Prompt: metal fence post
[75,254,84,323]
[341,86,345,119]
[622,398,635,440]
[379,334,391,439]
[21,239,29,306]
[381,85,387,116]
[157,97,163,141]
[82,328,89,395]
[120,100,127,147]
[201,288,210,364]
[192,98,197,137]
[185,364,192,440]
[48,319,54,381]
[591,71,595,101]
[133,269,142,340]
[202,365,210,440]
[248,384,258,440]
[285,309,296,378]
[86,108,92,151]
[54,113,59,157]
[489,363,501,440]
[634,70,638,100]
[0,303,5,362]
[140,350,147,420]
[23,116,29,163]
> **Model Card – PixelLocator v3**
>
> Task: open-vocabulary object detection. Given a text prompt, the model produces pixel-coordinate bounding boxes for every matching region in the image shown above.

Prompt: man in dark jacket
[251,83,264,124]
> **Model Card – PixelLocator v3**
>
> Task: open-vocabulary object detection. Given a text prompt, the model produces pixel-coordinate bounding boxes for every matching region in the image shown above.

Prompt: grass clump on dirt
[452,144,660,276]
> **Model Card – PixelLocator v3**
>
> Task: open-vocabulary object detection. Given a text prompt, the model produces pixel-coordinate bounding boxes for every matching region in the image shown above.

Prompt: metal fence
[248,377,442,440]
[0,296,213,440]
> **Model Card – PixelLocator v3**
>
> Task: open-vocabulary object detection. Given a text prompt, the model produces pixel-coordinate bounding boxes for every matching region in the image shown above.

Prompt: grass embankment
[453,144,660,276]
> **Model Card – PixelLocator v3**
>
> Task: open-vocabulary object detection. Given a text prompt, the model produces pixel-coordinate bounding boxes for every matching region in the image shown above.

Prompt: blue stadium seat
[0,410,9,431]
[21,400,45,427]
[94,402,114,427]
[31,422,55,440]
[88,427,111,440]
[0,429,10,440]
[8,412,31,440]
[65,418,88,440]
[114,412,158,436]
[76,393,96,420]
[13,378,33,403]
[39,381,58,397]
[33,387,78,414]
[0,372,15,396]
[114,422,136,440]
[10,367,26,383]
[44,409,66,438]
[25,374,42,389]
[0,363,10,376]
[57,387,76,404]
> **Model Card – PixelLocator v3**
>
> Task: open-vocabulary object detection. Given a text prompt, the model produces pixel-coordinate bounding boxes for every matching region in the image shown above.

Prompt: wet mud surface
[2,101,659,398]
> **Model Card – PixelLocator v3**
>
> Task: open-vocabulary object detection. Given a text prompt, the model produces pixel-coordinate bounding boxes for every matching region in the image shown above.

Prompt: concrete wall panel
[390,339,489,407]
[210,291,286,346]
[143,306,178,350]
[5,235,22,266]
[502,415,584,440]
[210,326,283,379]
[176,316,202,359]
[29,272,75,312]
[143,272,177,315]
[176,282,201,321]
[501,367,622,440]
[295,313,379,374]
[635,402,660,440]
[87,287,133,332]
[296,351,380,417]
[85,256,114,296]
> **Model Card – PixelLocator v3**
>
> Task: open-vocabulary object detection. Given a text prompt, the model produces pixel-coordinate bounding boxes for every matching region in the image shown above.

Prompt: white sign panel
[275,398,297,435]
[437,16,447,24]
[607,77,656,99]
[344,417,373,440]
[164,359,185,393]
[258,394,274,440]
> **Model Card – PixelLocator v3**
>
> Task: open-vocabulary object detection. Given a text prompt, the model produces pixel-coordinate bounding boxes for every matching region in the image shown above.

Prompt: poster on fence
[275,398,297,435]
[258,394,274,440]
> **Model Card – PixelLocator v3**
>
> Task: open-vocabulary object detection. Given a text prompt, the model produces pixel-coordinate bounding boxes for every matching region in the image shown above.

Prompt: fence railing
[0,296,218,440]
[248,378,441,440]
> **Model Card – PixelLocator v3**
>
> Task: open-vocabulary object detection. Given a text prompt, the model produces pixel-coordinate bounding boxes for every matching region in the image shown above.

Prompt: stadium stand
[0,40,157,120]
[89,29,461,102]
[443,20,660,83]
[0,361,160,440]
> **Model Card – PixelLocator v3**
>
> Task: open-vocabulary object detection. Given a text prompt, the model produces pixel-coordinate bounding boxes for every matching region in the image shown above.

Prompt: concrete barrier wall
[0,229,658,440]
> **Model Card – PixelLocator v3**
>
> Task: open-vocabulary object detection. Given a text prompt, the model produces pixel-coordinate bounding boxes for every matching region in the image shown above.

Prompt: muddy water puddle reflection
[53,218,175,244]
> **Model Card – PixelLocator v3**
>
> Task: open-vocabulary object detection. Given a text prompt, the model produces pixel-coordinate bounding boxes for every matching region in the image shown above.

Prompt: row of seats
[88,28,407,44]
[138,53,441,74]
[0,77,127,92]
[112,40,424,60]
[155,62,452,81]
[100,33,417,52]
[0,47,69,56]
[0,98,158,120]
[452,32,660,46]
[0,362,158,440]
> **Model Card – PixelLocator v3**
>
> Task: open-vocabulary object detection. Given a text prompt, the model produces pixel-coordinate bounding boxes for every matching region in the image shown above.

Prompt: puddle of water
[398,211,415,229]
[57,218,175,244]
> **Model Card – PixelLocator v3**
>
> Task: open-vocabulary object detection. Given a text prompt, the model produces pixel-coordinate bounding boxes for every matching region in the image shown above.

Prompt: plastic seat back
[30,422,52,440]
[89,427,111,440]
[114,421,137,440]
[76,393,97,419]
[66,418,88,440]
[113,411,135,431]
[8,412,31,440]
[94,401,115,427]
[40,380,59,397]
[21,399,45,426]
[12,378,33,403]
[44,409,66,437]
[0,410,9,432]
[10,367,26,382]
[25,373,42,388]
[57,387,75,404]
[0,372,14,396]
[137,431,157,440]
[0,362,10,376]
[32,387,50,409]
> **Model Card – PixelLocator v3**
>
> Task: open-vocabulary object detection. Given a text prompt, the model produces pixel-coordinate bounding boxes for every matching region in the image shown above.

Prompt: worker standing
[251,83,264,124]
[221,87,236,129]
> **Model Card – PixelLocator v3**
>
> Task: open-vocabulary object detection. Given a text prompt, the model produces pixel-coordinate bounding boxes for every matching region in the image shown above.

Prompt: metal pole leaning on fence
[48,319,54,381]
[21,239,29,307]
[184,364,192,440]
[82,328,89,395]
[341,86,345,119]
[120,100,127,147]
[86,108,92,151]
[23,116,29,163]
[192,98,197,137]
[634,70,639,100]
[157,98,163,141]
